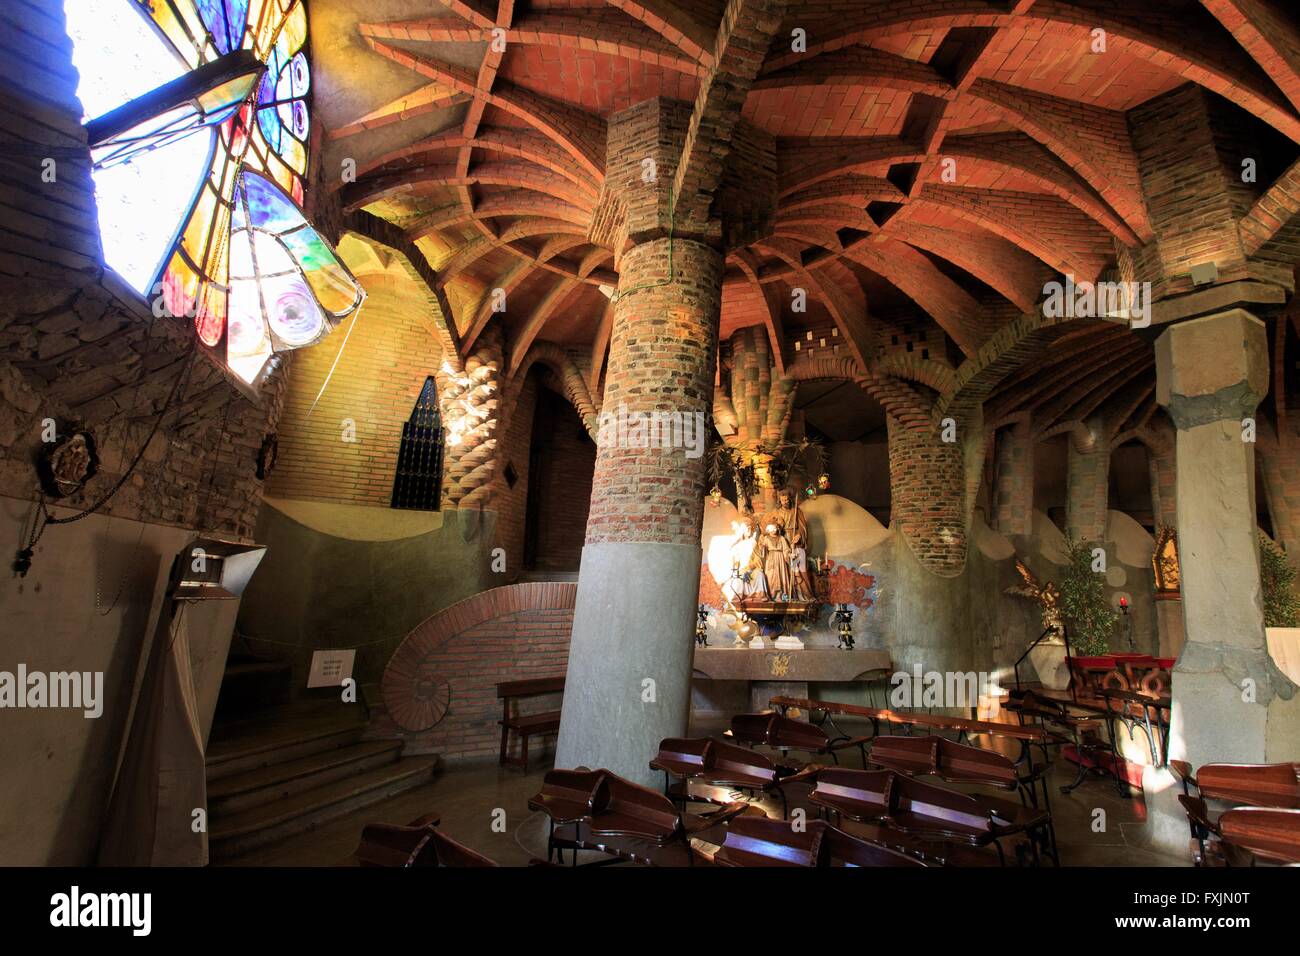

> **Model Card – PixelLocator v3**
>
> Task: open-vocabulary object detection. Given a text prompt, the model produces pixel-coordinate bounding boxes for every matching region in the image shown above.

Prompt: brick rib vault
[308,0,1300,786]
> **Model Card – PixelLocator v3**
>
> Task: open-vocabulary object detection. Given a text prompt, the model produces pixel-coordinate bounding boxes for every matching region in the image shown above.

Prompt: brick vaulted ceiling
[311,0,1300,431]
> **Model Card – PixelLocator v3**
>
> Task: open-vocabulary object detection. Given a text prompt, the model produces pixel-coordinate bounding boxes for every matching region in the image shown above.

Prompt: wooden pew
[347,814,499,867]
[1170,760,1300,865]
[729,711,871,767]
[497,675,564,773]
[889,774,1039,866]
[768,695,1050,749]
[529,766,751,866]
[705,816,930,867]
[1218,807,1300,865]
[808,767,894,825]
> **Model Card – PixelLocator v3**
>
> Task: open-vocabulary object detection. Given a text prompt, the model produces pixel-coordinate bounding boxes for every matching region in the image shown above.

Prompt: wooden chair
[497,675,565,773]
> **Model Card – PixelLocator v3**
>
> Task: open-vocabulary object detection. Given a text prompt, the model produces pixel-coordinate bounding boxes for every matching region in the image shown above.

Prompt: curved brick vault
[307,0,1300,569]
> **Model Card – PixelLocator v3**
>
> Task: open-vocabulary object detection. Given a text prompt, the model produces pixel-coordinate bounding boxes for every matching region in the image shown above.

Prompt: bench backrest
[766,713,830,750]
[819,825,927,867]
[810,767,893,818]
[532,767,602,816]
[729,712,775,746]
[705,738,777,786]
[497,675,565,698]
[652,737,709,774]
[870,734,939,773]
[588,770,681,840]
[936,737,1018,788]
[428,828,500,867]
[1197,763,1300,809]
[891,774,993,835]
[713,816,824,867]
[1218,807,1300,864]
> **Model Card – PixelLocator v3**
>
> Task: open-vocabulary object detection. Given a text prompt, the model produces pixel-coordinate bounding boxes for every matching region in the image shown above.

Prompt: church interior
[5,0,1300,878]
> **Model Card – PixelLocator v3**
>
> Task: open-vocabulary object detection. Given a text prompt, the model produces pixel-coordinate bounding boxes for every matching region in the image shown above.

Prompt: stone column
[554,238,722,784]
[1154,309,1297,771]
[1065,417,1109,543]
[992,419,1034,535]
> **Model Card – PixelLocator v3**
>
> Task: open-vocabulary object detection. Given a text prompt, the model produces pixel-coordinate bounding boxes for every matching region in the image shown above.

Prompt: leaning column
[554,237,722,784]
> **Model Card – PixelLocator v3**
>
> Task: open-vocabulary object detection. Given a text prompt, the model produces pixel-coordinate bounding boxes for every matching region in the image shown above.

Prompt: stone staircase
[205,701,438,860]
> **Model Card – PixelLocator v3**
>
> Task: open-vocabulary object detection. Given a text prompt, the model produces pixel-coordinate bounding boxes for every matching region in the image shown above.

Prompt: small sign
[308,649,355,688]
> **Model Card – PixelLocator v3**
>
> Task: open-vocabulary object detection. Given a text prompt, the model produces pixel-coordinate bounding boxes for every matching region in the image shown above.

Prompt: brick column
[554,237,722,784]
[992,419,1034,535]
[886,417,967,576]
[1066,417,1109,543]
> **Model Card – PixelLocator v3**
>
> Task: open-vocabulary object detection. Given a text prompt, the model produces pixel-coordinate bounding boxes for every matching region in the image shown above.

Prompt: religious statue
[1005,558,1063,636]
[756,517,796,601]
[723,508,767,605]
[770,488,814,601]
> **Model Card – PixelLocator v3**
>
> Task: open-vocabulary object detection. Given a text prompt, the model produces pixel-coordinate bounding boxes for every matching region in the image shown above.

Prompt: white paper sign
[307,649,356,688]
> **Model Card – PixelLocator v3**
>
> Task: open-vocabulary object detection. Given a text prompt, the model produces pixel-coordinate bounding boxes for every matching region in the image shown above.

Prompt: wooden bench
[703,816,929,867]
[345,813,499,867]
[1170,760,1300,865]
[528,766,751,866]
[728,711,871,767]
[497,675,564,773]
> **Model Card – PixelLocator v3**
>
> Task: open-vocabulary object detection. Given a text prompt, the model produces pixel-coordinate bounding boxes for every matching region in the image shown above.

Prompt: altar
[692,645,892,715]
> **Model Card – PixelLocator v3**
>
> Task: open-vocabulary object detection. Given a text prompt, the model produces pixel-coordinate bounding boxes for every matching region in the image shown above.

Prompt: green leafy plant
[1260,533,1300,628]
[1059,534,1118,656]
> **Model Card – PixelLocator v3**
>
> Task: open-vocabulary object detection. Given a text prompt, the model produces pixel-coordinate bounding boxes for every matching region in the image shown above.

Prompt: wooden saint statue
[756,517,795,601]
[771,488,813,600]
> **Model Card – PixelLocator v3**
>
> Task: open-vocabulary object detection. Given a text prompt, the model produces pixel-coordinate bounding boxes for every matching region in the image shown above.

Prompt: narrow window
[391,377,444,511]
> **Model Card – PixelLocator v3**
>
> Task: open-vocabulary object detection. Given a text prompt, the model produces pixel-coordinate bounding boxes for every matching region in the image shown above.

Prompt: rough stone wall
[992,418,1034,535]
[886,416,967,576]
[1066,420,1110,543]
[585,237,722,546]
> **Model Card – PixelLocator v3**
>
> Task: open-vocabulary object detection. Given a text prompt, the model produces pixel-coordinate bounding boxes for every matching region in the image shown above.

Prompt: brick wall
[886,414,967,575]
[373,582,574,761]
[526,386,596,571]
[267,273,444,507]
[1125,84,1253,299]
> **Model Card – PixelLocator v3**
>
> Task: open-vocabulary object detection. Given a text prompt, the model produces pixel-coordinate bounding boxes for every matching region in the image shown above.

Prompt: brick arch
[507,341,602,439]
[380,582,576,750]
[785,354,935,430]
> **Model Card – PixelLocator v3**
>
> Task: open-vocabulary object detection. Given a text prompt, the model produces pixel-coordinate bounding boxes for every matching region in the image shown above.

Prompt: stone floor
[218,715,1189,867]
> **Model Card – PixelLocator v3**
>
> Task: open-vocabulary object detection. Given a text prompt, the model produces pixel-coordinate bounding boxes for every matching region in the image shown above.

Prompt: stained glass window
[65,0,363,386]
[391,378,444,512]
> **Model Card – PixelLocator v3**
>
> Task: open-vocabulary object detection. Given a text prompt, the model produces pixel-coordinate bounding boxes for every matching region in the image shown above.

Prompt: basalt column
[1155,309,1298,771]
[554,239,722,783]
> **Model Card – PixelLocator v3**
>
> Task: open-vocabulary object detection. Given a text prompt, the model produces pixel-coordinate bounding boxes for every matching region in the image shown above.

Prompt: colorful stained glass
[74,0,362,385]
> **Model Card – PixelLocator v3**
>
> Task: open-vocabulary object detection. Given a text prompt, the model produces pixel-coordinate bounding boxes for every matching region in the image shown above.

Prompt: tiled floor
[219,715,1189,867]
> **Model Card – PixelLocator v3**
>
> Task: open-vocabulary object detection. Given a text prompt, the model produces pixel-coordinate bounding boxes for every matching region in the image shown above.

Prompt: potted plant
[1059,534,1119,658]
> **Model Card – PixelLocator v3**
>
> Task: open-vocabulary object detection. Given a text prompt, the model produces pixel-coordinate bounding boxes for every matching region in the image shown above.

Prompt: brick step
[208,740,404,816]
[206,703,368,782]
[210,756,441,860]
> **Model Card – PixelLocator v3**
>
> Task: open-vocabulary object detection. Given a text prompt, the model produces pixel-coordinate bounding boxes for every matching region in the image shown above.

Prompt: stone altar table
[692,646,893,715]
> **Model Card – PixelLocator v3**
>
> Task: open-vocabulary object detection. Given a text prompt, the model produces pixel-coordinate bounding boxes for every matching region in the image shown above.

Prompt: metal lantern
[695,605,710,647]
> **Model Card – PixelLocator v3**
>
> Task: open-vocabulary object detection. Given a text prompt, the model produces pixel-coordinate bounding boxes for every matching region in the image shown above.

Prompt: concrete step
[208,740,404,816]
[206,703,368,782]
[210,756,441,860]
